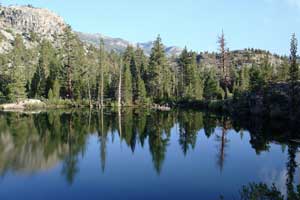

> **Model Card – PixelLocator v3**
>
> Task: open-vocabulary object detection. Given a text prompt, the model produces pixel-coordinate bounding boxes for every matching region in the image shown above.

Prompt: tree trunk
[118,59,122,107]
[87,78,92,108]
[100,70,104,107]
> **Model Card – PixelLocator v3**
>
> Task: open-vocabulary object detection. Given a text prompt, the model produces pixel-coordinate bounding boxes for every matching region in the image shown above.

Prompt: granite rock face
[0,5,66,40]
[0,5,66,53]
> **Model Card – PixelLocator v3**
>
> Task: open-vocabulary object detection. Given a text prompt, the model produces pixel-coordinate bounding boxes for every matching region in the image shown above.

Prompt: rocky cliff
[0,5,66,38]
[0,5,66,52]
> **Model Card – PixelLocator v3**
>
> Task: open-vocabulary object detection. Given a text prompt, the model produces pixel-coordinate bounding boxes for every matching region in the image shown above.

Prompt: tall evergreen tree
[7,34,27,102]
[61,25,77,99]
[204,68,221,100]
[147,35,170,100]
[122,50,133,105]
[31,40,55,98]
[178,48,203,100]
[135,47,148,81]
[249,65,265,92]
[289,34,299,96]
[98,39,106,107]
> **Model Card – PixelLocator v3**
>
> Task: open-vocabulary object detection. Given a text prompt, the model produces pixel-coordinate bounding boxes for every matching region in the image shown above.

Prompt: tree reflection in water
[0,109,299,197]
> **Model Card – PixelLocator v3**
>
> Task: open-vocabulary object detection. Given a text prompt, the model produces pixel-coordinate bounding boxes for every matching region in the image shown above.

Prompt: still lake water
[0,109,299,200]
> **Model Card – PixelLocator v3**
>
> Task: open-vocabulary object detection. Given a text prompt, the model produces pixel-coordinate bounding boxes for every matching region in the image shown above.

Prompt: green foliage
[178,48,203,100]
[52,79,60,99]
[0,25,295,110]
[122,60,133,105]
[289,33,299,86]
[240,183,284,200]
[204,68,223,100]
[136,76,147,104]
[147,35,172,100]
[249,65,265,92]
[48,89,54,100]
[7,35,27,102]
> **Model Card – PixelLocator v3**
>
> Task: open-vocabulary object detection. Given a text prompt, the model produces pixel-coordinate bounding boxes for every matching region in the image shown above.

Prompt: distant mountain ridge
[76,31,182,56]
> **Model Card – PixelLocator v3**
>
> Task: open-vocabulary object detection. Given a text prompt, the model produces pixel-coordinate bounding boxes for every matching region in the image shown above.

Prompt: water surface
[0,109,298,199]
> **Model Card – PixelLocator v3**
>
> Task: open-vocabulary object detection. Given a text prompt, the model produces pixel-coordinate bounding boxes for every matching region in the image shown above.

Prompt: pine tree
[236,67,249,91]
[98,39,106,107]
[61,25,77,99]
[178,47,189,97]
[289,34,299,95]
[7,67,27,102]
[31,61,46,98]
[289,33,299,113]
[249,65,265,92]
[122,58,133,105]
[178,49,203,100]
[136,76,147,104]
[147,35,169,100]
[46,50,62,94]
[187,52,203,100]
[123,46,137,103]
[7,34,27,102]
[135,47,148,81]
[31,40,54,98]
[204,69,219,100]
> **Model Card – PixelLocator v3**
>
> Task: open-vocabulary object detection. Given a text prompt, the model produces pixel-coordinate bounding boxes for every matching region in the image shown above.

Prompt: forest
[0,25,298,116]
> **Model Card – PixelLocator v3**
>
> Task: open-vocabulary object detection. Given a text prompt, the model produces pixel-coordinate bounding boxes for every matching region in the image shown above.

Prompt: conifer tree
[249,65,265,92]
[135,47,148,81]
[31,40,54,98]
[98,39,106,107]
[289,34,299,96]
[122,56,133,105]
[7,34,27,102]
[178,48,203,100]
[289,33,299,113]
[136,76,147,104]
[61,25,77,99]
[204,69,220,100]
[147,35,169,100]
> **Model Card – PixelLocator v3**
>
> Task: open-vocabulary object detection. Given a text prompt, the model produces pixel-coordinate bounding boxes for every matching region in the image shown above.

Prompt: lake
[0,109,299,200]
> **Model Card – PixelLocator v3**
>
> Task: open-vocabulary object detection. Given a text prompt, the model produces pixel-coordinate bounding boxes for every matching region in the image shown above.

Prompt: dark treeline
[0,26,297,108]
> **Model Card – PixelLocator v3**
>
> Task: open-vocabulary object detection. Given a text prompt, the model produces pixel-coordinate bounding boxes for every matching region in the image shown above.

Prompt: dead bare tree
[217,30,231,99]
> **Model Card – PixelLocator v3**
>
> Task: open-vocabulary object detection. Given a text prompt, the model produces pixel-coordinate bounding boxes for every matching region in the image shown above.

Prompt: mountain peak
[76,31,182,56]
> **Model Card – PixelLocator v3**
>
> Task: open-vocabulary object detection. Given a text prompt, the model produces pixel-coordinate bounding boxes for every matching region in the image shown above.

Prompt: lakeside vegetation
[0,25,298,119]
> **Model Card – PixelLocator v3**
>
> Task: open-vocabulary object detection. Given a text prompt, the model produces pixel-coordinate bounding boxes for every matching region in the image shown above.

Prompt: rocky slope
[0,5,66,53]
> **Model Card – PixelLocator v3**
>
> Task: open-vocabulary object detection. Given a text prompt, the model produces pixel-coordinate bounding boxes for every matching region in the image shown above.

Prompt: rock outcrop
[0,5,66,38]
[0,5,66,53]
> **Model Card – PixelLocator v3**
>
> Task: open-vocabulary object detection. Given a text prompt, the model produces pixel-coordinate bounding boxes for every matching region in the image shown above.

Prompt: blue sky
[1,0,300,55]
